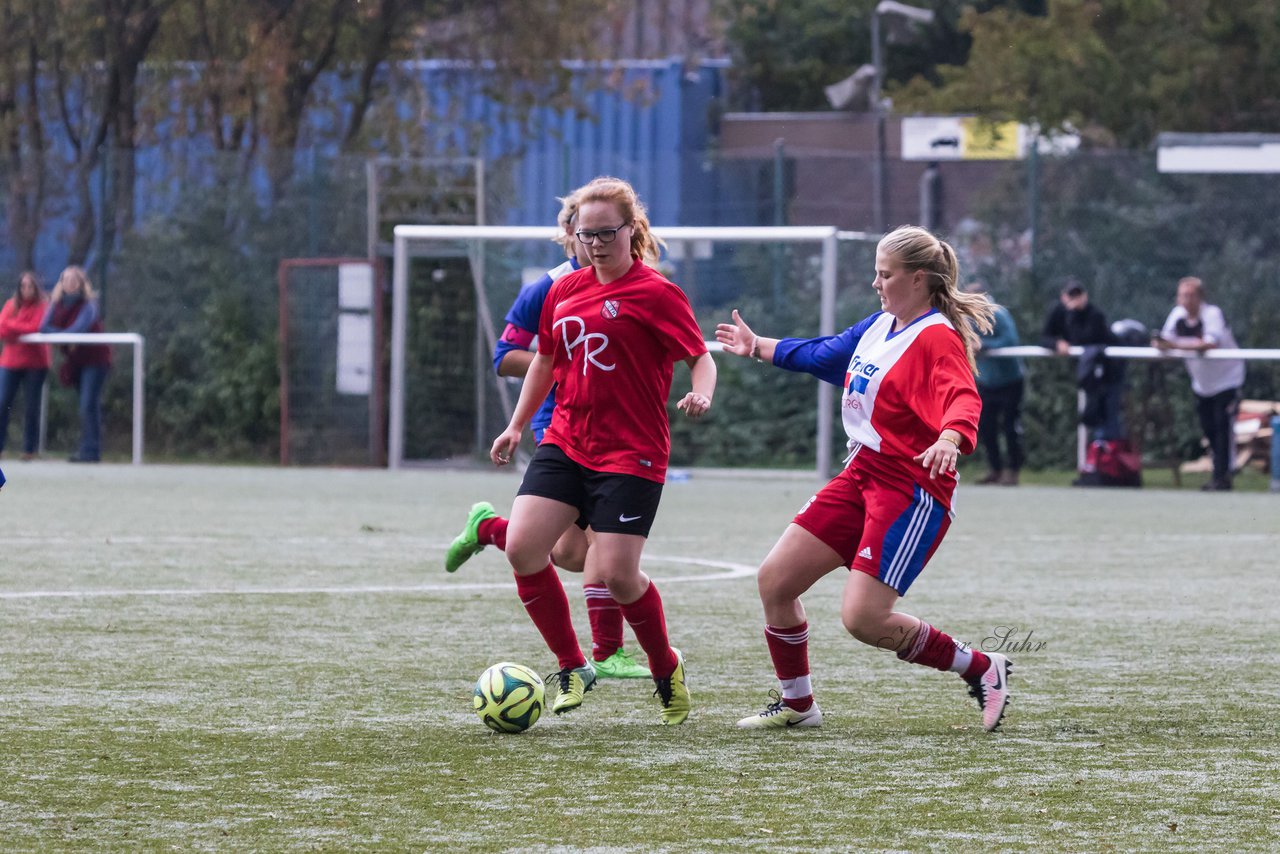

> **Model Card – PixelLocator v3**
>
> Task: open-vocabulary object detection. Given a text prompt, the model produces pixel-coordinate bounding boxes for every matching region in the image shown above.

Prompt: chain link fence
[3,146,1276,472]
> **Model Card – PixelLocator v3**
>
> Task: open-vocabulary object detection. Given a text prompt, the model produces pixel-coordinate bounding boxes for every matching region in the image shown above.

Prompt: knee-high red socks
[584,584,623,661]
[513,565,584,672]
[765,622,814,711]
[618,582,678,679]
[897,620,990,679]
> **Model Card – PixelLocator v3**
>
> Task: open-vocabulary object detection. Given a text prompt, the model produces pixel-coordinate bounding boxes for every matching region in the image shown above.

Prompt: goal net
[388,225,880,476]
[278,258,385,465]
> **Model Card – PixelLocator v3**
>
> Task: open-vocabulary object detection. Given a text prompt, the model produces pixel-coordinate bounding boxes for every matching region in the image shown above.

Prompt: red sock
[513,565,584,672]
[584,584,624,661]
[618,582,678,679]
[896,621,962,672]
[765,623,813,711]
[477,516,508,550]
[960,649,991,680]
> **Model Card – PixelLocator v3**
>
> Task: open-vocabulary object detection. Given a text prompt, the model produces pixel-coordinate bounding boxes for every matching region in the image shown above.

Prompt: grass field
[3,462,1279,851]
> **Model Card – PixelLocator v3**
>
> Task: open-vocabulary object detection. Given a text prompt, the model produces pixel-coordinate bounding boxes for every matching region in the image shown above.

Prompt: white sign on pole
[902,117,1079,161]
[338,263,374,310]
[336,312,373,395]
[1156,134,1280,174]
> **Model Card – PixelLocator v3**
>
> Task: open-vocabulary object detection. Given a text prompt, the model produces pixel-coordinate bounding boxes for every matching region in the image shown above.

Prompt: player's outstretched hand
[914,438,959,480]
[676,392,712,419]
[490,428,522,466]
[714,309,756,358]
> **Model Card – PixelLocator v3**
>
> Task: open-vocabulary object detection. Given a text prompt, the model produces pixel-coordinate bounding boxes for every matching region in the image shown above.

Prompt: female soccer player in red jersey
[716,225,1012,732]
[445,191,651,681]
[490,176,717,724]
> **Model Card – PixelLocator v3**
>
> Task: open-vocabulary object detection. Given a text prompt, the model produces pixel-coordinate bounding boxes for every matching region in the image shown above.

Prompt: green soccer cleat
[548,662,597,715]
[444,501,498,573]
[736,690,823,729]
[652,648,690,725]
[591,648,651,679]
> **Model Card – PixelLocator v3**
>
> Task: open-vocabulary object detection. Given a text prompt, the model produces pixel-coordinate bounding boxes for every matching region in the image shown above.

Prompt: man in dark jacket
[1042,282,1124,441]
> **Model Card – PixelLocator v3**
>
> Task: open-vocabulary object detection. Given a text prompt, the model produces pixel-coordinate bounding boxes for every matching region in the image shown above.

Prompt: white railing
[986,344,1280,472]
[986,345,1280,360]
[19,332,145,465]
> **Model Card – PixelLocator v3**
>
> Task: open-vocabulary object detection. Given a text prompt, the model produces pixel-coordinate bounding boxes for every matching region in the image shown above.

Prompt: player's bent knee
[504,538,552,576]
[550,545,586,573]
[756,562,792,604]
[841,611,885,646]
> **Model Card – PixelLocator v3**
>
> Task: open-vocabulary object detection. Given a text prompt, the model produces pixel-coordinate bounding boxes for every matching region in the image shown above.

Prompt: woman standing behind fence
[41,266,112,463]
[717,225,1013,733]
[0,272,52,460]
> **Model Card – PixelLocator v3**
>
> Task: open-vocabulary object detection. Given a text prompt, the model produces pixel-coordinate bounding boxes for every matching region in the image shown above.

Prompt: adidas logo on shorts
[857,546,873,560]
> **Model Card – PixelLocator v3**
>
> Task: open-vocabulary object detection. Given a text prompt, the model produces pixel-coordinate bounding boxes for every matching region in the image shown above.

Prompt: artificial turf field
[2,463,1278,851]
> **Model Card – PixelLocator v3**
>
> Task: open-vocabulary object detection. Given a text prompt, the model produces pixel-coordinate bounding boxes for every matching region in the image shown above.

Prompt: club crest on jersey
[601,299,621,319]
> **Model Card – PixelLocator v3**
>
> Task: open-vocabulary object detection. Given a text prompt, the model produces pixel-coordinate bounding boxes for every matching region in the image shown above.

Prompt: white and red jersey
[775,310,980,506]
[537,258,707,482]
[843,312,980,505]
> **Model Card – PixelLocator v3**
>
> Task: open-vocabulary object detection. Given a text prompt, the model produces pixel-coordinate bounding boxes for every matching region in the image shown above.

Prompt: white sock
[949,642,974,675]
[780,675,812,699]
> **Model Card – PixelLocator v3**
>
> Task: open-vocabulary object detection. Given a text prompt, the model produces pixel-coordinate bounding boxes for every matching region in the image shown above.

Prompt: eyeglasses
[574,222,630,245]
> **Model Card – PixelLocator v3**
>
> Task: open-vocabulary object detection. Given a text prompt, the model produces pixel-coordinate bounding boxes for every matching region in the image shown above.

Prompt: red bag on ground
[1077,439,1142,488]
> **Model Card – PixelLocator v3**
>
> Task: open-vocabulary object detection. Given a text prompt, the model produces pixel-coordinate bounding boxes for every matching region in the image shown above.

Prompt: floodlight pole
[871,1,935,234]
[871,10,886,233]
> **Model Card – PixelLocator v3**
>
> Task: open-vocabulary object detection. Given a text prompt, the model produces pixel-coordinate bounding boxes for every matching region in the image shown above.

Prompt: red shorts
[791,458,952,596]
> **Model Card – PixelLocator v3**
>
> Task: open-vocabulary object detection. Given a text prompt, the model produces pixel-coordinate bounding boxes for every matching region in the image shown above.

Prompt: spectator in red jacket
[0,271,52,460]
[41,266,112,463]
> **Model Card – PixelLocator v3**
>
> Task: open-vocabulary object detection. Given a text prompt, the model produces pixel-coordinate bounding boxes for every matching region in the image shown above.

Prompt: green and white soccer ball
[473,662,545,733]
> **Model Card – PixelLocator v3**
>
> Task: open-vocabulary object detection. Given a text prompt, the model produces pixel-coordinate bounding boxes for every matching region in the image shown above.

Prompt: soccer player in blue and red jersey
[716,225,1012,733]
[444,192,650,680]
[491,176,717,724]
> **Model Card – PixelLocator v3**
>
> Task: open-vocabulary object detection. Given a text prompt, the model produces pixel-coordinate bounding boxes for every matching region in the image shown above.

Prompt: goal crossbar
[389,224,843,475]
[21,332,145,464]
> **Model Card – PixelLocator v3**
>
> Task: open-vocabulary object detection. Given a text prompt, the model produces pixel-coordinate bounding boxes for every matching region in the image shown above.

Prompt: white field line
[0,554,757,600]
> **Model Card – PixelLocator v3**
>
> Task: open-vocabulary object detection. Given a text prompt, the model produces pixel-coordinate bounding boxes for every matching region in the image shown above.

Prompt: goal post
[389,224,843,477]
[21,331,145,464]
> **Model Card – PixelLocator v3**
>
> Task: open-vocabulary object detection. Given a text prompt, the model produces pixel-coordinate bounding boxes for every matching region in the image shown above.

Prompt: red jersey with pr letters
[537,258,706,482]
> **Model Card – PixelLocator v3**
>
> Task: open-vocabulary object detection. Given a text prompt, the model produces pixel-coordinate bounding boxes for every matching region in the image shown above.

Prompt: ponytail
[878,226,994,372]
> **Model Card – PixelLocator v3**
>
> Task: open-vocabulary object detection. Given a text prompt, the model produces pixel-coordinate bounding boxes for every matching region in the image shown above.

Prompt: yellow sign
[960,119,1023,160]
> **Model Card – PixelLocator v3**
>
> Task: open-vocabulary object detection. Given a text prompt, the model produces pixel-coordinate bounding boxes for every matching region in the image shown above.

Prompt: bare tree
[49,0,175,265]
[0,0,49,270]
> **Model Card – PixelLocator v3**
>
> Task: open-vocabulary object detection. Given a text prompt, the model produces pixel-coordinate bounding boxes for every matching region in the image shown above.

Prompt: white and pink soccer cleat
[966,653,1011,732]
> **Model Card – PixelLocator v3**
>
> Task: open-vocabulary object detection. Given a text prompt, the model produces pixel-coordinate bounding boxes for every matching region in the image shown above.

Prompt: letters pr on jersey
[537,258,707,483]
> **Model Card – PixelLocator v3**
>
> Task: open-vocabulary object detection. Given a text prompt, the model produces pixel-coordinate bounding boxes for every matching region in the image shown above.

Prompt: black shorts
[517,443,664,537]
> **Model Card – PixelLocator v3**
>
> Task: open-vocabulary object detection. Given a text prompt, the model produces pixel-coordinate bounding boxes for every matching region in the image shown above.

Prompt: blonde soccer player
[718,225,1012,733]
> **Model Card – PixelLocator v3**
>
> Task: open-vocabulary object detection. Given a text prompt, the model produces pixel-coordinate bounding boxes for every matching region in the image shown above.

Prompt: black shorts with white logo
[517,443,664,537]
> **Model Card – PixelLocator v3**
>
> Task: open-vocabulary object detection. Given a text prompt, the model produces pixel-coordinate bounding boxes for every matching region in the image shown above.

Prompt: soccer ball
[473,662,545,733]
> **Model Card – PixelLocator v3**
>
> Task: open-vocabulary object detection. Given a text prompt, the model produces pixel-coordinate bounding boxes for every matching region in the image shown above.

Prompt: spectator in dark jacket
[1042,282,1123,441]
[41,266,112,463]
[968,283,1025,485]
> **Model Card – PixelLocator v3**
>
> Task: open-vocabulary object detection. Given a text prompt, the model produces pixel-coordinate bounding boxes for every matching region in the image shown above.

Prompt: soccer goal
[388,224,857,477]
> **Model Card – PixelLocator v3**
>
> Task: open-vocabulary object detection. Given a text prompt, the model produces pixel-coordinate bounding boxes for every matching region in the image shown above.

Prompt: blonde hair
[879,225,994,372]
[54,265,98,301]
[572,176,664,265]
[552,189,581,252]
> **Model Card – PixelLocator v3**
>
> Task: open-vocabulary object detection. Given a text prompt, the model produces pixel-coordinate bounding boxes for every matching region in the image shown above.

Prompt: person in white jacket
[1154,277,1246,491]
